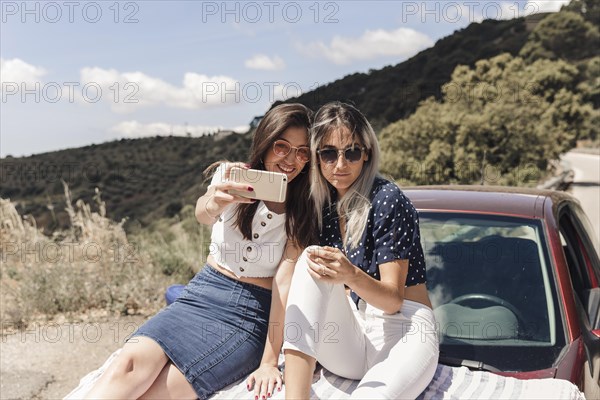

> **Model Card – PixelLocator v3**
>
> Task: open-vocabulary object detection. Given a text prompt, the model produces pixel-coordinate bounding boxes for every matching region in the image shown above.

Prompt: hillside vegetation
[380,4,599,185]
[1,133,251,232]
[1,183,209,327]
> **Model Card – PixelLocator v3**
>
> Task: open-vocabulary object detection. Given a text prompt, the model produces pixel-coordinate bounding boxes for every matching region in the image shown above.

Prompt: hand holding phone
[228,167,288,203]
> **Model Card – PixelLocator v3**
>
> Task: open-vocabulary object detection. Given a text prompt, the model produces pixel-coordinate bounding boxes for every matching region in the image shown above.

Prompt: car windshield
[420,212,566,372]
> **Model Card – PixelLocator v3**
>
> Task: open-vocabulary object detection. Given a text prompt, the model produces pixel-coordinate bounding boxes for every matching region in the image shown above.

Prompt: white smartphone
[228,167,288,203]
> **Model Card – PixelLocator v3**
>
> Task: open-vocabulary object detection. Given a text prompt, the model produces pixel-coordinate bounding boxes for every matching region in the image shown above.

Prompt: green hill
[276,14,547,131]
[1,132,252,232]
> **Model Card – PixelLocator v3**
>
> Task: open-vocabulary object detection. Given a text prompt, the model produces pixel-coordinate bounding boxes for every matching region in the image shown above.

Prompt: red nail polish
[248,186,254,191]
[278,387,282,391]
[268,393,271,397]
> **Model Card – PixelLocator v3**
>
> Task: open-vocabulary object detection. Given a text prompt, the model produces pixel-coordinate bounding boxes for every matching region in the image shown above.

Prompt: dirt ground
[0,314,148,399]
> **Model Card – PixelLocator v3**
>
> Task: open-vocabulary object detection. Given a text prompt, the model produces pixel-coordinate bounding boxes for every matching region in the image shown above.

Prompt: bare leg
[139,362,197,400]
[84,337,169,399]
[284,349,316,400]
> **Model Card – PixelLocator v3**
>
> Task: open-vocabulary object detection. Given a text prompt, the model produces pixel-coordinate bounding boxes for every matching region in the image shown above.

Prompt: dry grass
[1,182,208,330]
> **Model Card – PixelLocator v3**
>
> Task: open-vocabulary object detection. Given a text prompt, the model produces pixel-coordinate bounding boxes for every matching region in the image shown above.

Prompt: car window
[559,206,600,330]
[420,212,566,371]
[570,205,600,284]
[559,220,589,299]
[572,204,600,259]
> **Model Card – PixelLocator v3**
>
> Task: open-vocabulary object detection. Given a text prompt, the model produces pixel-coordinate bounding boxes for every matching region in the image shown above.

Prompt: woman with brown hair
[84,103,315,399]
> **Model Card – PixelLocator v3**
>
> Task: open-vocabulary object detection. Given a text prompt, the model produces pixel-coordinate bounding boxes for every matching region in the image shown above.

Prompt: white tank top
[208,165,287,277]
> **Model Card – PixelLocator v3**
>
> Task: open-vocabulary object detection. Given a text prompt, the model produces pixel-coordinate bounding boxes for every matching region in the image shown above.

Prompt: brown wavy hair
[234,103,316,248]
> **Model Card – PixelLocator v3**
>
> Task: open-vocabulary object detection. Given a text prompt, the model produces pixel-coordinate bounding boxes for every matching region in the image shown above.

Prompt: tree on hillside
[380,54,596,186]
[563,0,600,23]
[577,56,600,108]
[520,11,599,62]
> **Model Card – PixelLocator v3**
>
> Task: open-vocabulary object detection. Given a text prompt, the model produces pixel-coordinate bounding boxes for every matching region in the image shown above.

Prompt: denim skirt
[131,265,272,399]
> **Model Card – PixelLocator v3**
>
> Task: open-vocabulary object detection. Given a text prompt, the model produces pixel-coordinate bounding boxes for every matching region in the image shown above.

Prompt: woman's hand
[306,246,358,285]
[245,364,283,399]
[206,163,255,208]
[202,162,257,218]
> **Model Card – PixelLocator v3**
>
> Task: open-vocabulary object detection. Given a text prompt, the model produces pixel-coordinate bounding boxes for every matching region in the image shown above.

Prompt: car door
[558,203,600,396]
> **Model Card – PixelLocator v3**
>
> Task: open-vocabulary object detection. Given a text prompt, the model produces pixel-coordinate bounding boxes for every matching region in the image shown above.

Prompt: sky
[0,0,569,157]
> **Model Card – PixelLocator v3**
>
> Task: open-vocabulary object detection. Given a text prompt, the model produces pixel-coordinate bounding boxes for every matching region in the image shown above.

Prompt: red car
[405,186,600,398]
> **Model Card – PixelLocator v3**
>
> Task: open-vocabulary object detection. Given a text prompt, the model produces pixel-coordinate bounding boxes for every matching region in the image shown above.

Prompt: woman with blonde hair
[283,102,439,399]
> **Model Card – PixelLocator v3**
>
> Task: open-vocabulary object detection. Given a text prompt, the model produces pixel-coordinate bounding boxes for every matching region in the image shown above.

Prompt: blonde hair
[310,102,381,249]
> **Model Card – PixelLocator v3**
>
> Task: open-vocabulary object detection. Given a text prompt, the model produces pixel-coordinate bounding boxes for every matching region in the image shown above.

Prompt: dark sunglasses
[317,146,366,164]
[273,140,310,163]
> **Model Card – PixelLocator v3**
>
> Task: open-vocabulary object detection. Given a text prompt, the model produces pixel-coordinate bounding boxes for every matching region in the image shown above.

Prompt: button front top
[253,233,259,239]
[261,221,266,227]
[267,213,273,219]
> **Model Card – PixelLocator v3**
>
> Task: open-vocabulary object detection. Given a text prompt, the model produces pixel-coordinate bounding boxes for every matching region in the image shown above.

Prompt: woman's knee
[113,348,150,374]
[289,249,314,281]
[102,352,137,382]
[105,342,166,383]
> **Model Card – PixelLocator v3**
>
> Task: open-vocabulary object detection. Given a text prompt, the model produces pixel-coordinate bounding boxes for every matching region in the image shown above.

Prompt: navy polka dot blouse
[319,177,427,306]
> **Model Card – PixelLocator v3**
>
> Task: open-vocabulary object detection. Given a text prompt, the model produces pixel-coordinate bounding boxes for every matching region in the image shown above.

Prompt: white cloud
[455,2,507,23]
[232,125,251,133]
[1,61,308,109]
[0,58,46,85]
[297,28,433,65]
[434,1,568,24]
[110,121,225,138]
[79,67,242,112]
[245,54,286,71]
[475,1,569,21]
[526,0,570,13]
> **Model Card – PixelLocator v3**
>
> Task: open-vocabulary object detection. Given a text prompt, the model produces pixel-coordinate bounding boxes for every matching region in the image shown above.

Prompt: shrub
[0,183,179,329]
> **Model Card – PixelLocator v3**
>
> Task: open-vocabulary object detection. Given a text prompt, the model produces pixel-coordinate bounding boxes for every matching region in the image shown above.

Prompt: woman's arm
[195,185,223,225]
[346,258,407,314]
[246,240,302,398]
[306,247,407,314]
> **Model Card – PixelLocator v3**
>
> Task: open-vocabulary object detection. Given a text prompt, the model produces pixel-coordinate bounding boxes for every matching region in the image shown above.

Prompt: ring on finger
[321,266,327,276]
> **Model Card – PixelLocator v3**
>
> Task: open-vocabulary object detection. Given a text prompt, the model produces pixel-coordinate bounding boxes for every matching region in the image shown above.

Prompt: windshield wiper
[439,356,501,373]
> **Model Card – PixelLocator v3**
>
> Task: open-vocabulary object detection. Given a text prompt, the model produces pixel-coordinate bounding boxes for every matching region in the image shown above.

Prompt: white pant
[282,250,439,399]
